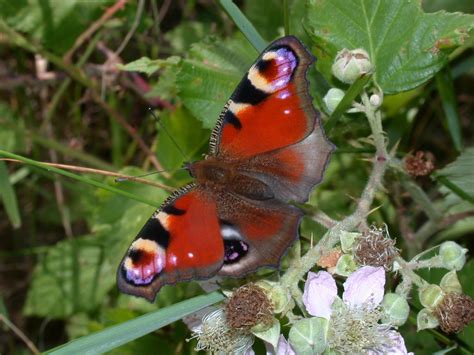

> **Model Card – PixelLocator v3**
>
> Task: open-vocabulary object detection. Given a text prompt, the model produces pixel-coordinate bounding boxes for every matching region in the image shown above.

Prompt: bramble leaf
[305,0,474,93]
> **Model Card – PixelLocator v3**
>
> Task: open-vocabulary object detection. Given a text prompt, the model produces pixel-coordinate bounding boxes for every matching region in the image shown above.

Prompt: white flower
[303,266,412,354]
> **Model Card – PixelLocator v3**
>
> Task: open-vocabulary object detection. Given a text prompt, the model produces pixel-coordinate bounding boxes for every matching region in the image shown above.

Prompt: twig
[64,0,128,62]
[1,159,174,192]
[157,0,173,23]
[414,210,474,244]
[114,0,145,56]
[312,211,337,229]
[0,314,40,355]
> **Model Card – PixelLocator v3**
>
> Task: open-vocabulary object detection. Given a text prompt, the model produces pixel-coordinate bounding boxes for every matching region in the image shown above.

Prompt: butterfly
[117,36,334,301]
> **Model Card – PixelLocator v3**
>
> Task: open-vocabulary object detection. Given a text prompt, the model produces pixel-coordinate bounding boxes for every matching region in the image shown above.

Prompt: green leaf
[0,161,21,228]
[119,56,180,76]
[0,103,25,152]
[435,65,463,152]
[163,21,210,54]
[435,147,474,203]
[219,0,267,52]
[0,0,111,54]
[176,35,256,129]
[45,292,225,354]
[304,0,474,93]
[244,0,283,41]
[156,107,210,171]
[23,236,111,318]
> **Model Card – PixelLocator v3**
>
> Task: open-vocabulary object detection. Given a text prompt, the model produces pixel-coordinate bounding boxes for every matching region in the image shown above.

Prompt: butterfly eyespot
[223,239,249,264]
[123,239,166,285]
[221,224,249,264]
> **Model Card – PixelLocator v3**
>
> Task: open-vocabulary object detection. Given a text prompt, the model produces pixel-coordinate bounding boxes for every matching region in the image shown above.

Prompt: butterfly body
[118,36,334,301]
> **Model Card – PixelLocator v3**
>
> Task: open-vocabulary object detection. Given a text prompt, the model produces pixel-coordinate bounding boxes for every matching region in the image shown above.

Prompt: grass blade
[435,65,463,152]
[219,0,266,52]
[0,150,160,208]
[436,175,474,204]
[324,73,373,134]
[0,160,21,228]
[46,291,225,354]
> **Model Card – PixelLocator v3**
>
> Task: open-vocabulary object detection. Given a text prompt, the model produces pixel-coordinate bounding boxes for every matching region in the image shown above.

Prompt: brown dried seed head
[404,151,435,177]
[225,284,274,330]
[434,293,474,333]
[353,226,399,271]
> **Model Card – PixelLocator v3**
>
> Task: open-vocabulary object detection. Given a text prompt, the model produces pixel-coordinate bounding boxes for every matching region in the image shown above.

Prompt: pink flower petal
[303,271,337,318]
[343,266,385,308]
[276,335,296,355]
[366,330,411,355]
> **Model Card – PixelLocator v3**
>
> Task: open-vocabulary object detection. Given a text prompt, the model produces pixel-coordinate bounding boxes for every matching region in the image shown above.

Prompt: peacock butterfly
[117,36,334,301]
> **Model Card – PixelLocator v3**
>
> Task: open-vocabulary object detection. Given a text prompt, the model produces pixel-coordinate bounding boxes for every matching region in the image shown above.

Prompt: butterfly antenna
[115,167,187,182]
[148,108,188,161]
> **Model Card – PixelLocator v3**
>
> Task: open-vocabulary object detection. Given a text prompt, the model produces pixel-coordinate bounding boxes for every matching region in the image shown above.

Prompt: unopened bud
[440,270,462,294]
[419,284,444,309]
[381,293,410,326]
[332,48,373,84]
[439,241,467,271]
[323,88,345,113]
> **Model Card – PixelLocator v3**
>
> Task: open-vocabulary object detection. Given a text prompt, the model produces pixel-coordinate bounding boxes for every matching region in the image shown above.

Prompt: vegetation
[1,0,474,353]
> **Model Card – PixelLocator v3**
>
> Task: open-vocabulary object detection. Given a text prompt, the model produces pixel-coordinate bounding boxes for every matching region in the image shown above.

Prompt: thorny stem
[281,89,389,301]
[394,257,428,297]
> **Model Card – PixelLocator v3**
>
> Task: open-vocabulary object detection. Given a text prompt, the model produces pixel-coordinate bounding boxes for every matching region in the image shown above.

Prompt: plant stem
[281,90,389,300]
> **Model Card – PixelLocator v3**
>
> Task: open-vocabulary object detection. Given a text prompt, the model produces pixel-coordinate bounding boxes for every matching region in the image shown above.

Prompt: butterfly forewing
[117,186,224,301]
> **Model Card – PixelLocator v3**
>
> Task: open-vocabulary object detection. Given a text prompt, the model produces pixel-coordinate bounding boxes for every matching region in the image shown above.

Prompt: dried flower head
[433,292,474,333]
[354,225,399,270]
[404,151,435,177]
[225,283,274,330]
[190,308,253,353]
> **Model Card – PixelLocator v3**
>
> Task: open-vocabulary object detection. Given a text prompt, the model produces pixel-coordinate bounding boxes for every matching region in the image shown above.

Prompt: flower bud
[332,48,373,84]
[439,241,467,271]
[381,293,410,326]
[289,317,329,354]
[417,308,439,331]
[419,284,444,309]
[335,254,358,277]
[369,94,382,107]
[323,88,345,113]
[440,270,462,294]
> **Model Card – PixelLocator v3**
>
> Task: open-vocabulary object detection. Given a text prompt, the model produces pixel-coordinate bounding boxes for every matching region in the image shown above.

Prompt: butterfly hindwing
[211,36,317,159]
[214,190,303,277]
[117,185,224,301]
